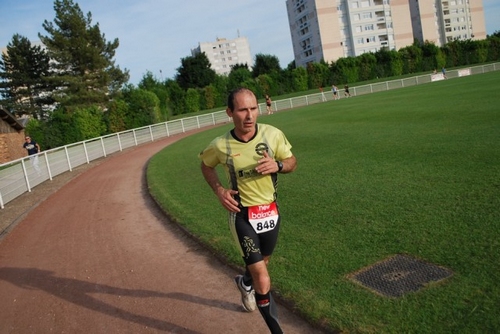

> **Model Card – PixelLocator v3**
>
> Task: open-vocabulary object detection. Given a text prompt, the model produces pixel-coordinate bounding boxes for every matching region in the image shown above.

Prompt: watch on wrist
[276,160,283,172]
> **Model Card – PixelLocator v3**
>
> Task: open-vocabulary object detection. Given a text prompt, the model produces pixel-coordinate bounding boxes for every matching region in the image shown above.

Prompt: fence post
[117,133,123,151]
[164,122,170,137]
[133,129,138,146]
[83,142,90,163]
[64,146,73,172]
[100,137,107,157]
[149,125,154,142]
[21,159,32,193]
[43,151,53,180]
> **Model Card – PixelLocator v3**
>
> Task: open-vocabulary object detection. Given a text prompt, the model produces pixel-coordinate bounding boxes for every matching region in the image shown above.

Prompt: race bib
[248,202,279,234]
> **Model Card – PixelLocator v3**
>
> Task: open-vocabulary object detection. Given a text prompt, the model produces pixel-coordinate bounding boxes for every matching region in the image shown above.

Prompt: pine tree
[0,34,53,118]
[39,0,129,111]
[176,52,216,90]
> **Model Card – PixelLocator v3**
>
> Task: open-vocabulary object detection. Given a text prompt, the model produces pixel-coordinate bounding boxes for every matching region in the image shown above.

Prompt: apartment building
[286,0,414,67]
[286,0,486,68]
[191,36,253,76]
[410,0,486,46]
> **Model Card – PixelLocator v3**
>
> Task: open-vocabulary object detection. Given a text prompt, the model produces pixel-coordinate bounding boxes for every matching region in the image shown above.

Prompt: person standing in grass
[441,67,447,79]
[199,87,297,334]
[331,84,339,100]
[265,94,273,114]
[344,84,351,97]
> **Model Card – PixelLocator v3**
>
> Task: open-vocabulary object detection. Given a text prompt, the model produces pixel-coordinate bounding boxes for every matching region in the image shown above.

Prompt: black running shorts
[229,206,281,266]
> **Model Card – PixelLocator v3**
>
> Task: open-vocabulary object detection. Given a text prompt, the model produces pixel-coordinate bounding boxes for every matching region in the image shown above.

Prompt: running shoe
[234,275,256,312]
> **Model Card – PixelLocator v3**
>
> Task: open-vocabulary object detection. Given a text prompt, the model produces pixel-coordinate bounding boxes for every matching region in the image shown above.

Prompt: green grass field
[147,71,500,333]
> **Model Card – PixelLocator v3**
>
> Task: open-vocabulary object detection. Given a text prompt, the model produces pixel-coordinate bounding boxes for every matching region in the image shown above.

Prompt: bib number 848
[256,219,276,232]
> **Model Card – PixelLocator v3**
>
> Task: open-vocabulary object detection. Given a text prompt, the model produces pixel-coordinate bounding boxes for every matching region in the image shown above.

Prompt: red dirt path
[0,130,326,333]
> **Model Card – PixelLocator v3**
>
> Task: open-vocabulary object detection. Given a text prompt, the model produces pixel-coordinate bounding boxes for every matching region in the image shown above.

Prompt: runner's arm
[200,162,240,213]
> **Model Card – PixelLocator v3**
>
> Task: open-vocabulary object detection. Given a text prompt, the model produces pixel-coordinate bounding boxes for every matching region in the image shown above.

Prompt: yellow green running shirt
[199,123,293,207]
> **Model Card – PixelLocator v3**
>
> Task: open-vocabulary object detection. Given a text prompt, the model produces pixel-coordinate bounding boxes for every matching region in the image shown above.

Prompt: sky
[1,0,499,85]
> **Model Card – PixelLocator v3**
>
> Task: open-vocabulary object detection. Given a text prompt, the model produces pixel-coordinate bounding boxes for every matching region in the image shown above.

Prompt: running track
[0,130,325,333]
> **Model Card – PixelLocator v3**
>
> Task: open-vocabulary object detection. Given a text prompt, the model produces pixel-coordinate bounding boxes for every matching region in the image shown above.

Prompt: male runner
[199,88,297,334]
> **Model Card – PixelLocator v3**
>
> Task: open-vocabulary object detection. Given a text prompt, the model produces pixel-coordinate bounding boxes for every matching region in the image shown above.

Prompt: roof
[0,105,25,131]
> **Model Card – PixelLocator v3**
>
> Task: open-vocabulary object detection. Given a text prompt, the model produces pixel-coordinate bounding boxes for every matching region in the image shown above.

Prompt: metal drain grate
[349,254,453,297]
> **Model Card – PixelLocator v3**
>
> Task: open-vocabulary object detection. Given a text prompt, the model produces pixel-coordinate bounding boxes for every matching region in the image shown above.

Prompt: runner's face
[227,91,259,139]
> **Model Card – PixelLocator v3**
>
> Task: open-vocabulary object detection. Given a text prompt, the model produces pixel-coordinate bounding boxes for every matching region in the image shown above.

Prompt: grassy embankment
[147,71,500,333]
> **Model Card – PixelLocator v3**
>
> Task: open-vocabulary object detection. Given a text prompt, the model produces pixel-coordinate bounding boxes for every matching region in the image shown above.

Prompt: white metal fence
[1,62,498,209]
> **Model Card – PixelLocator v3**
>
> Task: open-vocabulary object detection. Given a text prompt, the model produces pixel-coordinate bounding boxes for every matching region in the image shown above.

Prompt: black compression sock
[243,268,253,287]
[255,292,283,334]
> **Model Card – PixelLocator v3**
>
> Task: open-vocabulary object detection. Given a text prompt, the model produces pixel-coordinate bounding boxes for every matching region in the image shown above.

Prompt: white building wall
[286,0,486,68]
[192,36,253,76]
[409,0,486,46]
[287,0,413,69]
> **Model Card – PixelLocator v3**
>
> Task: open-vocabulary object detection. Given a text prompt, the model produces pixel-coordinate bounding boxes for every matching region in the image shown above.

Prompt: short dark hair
[227,87,256,111]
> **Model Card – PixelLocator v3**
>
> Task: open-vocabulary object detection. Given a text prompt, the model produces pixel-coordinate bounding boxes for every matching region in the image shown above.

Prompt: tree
[231,63,250,72]
[252,54,281,78]
[202,84,218,110]
[39,0,129,111]
[486,32,500,62]
[421,40,442,71]
[227,66,252,92]
[399,43,423,74]
[176,52,216,90]
[255,74,276,98]
[0,34,54,118]
[357,53,377,81]
[185,88,200,113]
[335,56,359,83]
[72,106,106,141]
[165,79,186,116]
[306,61,329,89]
[139,71,169,120]
[104,99,128,133]
[121,87,162,129]
[44,108,77,148]
[291,67,308,92]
